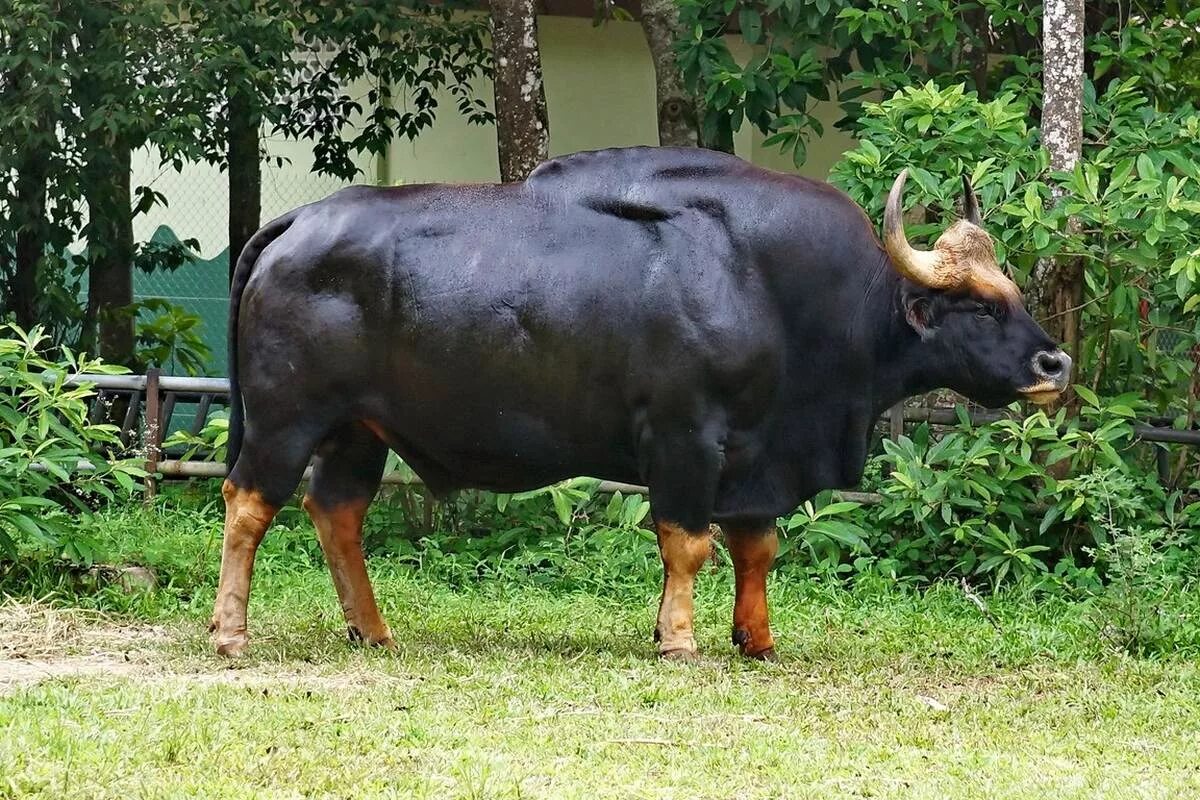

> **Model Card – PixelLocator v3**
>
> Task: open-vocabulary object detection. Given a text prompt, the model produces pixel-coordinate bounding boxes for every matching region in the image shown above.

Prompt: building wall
[384,17,856,185]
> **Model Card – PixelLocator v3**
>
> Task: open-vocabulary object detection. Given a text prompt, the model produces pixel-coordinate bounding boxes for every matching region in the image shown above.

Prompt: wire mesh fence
[130,146,357,380]
[125,144,358,433]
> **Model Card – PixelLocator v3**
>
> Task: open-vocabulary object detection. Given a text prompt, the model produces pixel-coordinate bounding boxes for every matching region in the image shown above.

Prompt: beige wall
[132,16,858,257]
[385,16,857,185]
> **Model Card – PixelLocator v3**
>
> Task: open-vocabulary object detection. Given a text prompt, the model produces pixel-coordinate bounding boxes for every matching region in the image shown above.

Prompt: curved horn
[883,170,949,289]
[961,174,982,226]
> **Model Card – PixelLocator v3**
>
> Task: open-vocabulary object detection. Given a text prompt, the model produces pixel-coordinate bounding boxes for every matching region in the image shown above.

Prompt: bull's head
[883,170,1071,407]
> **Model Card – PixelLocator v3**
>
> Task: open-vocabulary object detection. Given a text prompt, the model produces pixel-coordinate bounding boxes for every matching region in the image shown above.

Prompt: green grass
[2,498,1200,799]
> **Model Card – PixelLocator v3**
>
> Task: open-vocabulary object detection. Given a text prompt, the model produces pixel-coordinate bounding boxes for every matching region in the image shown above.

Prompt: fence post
[889,402,904,441]
[144,367,161,504]
[1156,444,1171,486]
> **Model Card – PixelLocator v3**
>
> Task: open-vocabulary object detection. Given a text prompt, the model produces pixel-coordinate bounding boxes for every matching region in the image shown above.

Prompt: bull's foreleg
[723,522,779,660]
[304,496,395,649]
[653,522,713,660]
[210,480,278,657]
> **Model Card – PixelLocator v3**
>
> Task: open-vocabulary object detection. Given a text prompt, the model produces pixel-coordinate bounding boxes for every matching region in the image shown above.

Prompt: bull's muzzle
[1019,349,1072,405]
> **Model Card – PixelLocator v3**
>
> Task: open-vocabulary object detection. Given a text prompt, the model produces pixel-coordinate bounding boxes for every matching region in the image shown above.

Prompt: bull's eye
[975,303,993,319]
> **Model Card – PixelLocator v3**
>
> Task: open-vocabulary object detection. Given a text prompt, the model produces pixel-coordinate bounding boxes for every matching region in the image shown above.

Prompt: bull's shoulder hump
[523,147,865,217]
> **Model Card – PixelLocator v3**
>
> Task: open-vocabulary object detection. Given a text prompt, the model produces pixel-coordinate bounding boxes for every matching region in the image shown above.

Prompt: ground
[2,504,1199,799]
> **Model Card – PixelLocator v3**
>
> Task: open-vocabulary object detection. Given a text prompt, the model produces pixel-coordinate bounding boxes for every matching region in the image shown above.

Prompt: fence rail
[65,370,1200,504]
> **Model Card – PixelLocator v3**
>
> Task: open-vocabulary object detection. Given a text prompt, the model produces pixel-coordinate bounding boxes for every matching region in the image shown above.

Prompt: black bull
[210,147,1070,659]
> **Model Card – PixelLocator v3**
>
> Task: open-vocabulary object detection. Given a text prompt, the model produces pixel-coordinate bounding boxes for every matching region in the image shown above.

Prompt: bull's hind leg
[211,481,278,656]
[302,422,392,648]
[722,521,779,660]
[211,429,319,657]
[645,428,722,660]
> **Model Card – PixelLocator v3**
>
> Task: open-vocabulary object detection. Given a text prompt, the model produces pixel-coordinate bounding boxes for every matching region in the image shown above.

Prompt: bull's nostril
[1037,352,1063,377]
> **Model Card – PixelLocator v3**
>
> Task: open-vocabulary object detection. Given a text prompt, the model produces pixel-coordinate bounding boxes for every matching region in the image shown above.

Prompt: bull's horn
[883,170,951,289]
[961,175,982,226]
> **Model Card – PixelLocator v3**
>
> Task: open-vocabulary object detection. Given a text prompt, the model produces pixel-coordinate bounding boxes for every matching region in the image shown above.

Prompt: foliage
[163,409,230,464]
[772,394,1200,593]
[1087,522,1192,657]
[124,299,212,376]
[0,326,143,564]
[179,0,494,181]
[362,478,659,592]
[778,498,869,576]
[676,0,1199,164]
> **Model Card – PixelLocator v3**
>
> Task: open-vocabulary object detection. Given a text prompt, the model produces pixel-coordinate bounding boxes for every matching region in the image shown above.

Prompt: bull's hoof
[659,647,699,662]
[745,646,778,662]
[212,631,249,658]
[209,618,250,657]
[347,625,397,651]
[732,628,776,661]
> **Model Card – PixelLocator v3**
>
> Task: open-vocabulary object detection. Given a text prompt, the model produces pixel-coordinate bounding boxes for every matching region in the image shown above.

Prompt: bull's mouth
[1018,382,1064,406]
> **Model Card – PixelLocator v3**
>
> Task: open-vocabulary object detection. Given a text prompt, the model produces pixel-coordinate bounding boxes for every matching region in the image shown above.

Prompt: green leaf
[1073,385,1101,409]
[7,513,51,544]
[551,490,574,527]
[1136,152,1157,180]
[1039,504,1064,535]
[604,491,623,522]
[738,7,762,44]
[815,501,863,518]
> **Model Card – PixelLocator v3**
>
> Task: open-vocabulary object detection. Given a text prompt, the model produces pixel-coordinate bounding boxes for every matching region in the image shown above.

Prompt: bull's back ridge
[324,147,863,224]
[523,146,868,222]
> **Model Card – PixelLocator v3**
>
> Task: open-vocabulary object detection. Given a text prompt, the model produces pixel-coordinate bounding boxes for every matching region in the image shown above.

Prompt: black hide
[227,147,1060,528]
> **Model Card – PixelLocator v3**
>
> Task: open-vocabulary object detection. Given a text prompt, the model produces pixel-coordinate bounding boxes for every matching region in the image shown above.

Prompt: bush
[0,325,143,563]
[1088,524,1193,656]
[361,477,661,592]
[164,408,228,462]
[774,396,1200,591]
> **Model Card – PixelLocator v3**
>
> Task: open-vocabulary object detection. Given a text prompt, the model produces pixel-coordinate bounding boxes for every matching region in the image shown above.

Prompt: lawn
[2,500,1199,799]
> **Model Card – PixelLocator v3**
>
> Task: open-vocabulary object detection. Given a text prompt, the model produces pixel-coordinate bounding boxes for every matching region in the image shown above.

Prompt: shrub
[1088,524,1191,657]
[361,477,660,591]
[816,73,1200,590]
[0,325,144,563]
[164,408,229,462]
[775,393,1197,590]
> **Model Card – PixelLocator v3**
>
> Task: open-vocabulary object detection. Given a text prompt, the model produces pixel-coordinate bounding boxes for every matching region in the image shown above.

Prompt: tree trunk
[2,61,51,332]
[640,0,698,148]
[75,7,134,367]
[964,5,991,99]
[12,146,49,331]
[1031,0,1085,364]
[490,0,549,181]
[82,141,135,367]
[227,87,261,283]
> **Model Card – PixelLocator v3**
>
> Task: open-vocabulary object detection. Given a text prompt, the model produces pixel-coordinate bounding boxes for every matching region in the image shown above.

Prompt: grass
[2,495,1200,798]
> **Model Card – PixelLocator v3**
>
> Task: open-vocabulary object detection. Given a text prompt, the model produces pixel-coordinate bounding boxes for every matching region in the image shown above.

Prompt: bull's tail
[226,211,299,472]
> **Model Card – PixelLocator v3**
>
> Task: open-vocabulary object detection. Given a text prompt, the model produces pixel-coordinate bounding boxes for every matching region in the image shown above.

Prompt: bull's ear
[961,175,982,226]
[902,290,938,341]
